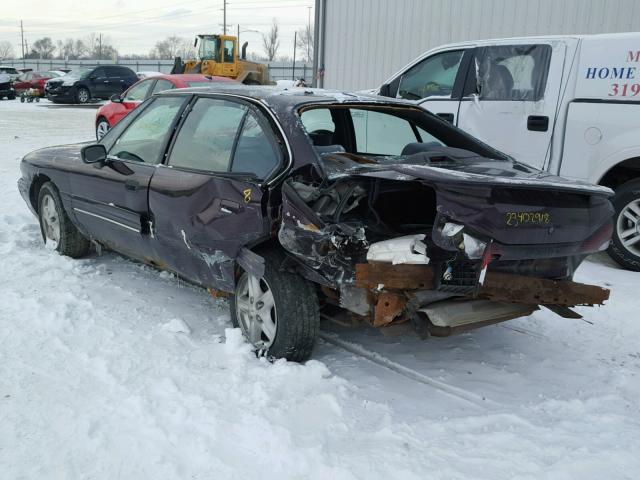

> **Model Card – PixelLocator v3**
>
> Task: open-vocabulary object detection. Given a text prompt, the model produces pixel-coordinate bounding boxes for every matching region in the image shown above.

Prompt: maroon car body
[13,71,62,95]
[18,86,614,360]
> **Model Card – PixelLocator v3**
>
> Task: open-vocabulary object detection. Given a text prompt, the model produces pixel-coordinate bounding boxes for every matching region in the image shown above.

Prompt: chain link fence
[2,59,313,83]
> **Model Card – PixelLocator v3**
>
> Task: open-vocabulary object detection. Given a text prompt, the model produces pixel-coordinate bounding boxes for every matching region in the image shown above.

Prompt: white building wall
[318,0,640,90]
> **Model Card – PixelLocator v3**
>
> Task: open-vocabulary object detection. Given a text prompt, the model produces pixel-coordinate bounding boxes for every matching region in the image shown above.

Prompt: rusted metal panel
[373,292,407,327]
[355,263,435,290]
[479,272,610,306]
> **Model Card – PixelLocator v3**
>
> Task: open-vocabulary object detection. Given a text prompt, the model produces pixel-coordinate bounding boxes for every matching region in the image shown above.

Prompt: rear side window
[472,44,552,101]
[124,80,152,101]
[169,98,282,178]
[231,111,282,178]
[151,79,174,95]
[397,50,464,100]
[92,68,106,78]
[169,98,246,172]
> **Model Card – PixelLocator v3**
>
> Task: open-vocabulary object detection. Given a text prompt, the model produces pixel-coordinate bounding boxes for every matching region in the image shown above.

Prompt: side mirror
[110,93,122,103]
[379,83,391,97]
[81,144,107,164]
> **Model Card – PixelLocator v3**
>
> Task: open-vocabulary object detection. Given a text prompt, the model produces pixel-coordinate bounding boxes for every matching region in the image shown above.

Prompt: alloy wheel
[41,193,61,245]
[616,198,640,257]
[96,121,110,140]
[235,272,278,349]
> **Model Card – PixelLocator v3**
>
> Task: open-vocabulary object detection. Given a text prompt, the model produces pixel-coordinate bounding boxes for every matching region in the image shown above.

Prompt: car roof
[155,73,238,84]
[157,84,414,109]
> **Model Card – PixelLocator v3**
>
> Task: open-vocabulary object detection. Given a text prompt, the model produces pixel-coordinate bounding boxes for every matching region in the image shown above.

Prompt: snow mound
[161,318,192,334]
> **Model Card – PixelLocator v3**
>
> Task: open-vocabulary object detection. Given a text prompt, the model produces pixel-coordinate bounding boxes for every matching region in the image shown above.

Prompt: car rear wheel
[608,179,640,271]
[76,87,90,104]
[96,118,110,140]
[230,248,319,361]
[38,182,90,258]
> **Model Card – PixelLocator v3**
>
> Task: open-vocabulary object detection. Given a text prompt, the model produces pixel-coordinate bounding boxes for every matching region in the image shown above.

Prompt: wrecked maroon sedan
[18,86,613,361]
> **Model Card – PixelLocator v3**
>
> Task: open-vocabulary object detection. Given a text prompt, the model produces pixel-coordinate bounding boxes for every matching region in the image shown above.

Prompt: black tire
[608,179,640,271]
[76,87,90,104]
[230,248,319,361]
[20,96,25,103]
[8,93,15,100]
[37,182,90,258]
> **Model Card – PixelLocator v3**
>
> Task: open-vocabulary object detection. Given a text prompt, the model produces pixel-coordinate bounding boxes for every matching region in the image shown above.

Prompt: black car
[0,73,16,100]
[45,65,138,104]
[18,86,613,361]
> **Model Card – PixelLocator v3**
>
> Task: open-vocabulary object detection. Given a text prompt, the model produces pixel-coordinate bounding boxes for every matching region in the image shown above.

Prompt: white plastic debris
[462,233,487,259]
[366,234,430,265]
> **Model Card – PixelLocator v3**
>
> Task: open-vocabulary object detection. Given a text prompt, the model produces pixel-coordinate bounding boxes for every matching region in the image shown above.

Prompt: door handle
[527,115,549,132]
[437,112,454,123]
[125,180,140,191]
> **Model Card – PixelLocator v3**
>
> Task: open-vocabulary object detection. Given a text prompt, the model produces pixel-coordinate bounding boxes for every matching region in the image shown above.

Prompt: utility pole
[307,6,312,62]
[292,30,297,80]
[98,33,103,59]
[20,20,25,59]
[237,24,240,44]
[223,0,227,35]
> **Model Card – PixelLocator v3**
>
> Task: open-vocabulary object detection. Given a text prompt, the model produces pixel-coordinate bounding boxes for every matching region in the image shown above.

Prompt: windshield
[299,105,509,161]
[198,36,221,61]
[64,68,91,80]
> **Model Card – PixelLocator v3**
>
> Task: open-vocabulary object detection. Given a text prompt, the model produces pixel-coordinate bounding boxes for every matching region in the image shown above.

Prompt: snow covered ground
[1,99,639,480]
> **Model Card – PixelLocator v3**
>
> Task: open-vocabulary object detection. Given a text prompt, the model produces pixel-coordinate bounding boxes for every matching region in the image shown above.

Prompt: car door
[89,67,110,98]
[456,41,566,169]
[221,38,238,77]
[148,96,284,291]
[383,48,472,125]
[70,95,189,259]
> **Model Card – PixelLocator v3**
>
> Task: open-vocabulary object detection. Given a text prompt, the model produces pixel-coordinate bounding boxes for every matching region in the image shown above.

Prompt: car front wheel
[38,182,90,258]
[76,87,90,104]
[230,248,319,361]
[608,179,640,271]
[96,118,110,140]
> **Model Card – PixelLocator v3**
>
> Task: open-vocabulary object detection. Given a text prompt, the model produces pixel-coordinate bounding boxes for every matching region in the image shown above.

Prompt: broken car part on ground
[18,85,614,361]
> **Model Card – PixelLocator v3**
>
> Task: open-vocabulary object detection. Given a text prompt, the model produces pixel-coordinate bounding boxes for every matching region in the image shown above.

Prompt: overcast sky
[0,0,313,58]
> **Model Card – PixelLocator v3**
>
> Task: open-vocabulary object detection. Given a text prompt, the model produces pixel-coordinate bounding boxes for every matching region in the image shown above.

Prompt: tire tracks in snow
[319,331,501,409]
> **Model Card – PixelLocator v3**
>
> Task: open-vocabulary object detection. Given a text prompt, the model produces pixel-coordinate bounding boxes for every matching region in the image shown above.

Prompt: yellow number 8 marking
[243,188,252,203]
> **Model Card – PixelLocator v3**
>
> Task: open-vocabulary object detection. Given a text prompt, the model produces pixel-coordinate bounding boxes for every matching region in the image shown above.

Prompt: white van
[374,32,640,271]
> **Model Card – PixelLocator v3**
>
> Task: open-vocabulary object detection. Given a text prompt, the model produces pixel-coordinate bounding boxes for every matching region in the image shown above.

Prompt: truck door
[384,48,472,125]
[456,41,566,170]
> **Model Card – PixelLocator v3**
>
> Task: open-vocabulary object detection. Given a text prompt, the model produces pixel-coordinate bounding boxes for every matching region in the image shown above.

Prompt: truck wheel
[76,87,90,104]
[38,182,90,258]
[230,248,319,361]
[608,179,640,271]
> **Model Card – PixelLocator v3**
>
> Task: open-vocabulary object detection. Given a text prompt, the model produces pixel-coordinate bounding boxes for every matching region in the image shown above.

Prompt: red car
[94,74,238,139]
[13,71,63,96]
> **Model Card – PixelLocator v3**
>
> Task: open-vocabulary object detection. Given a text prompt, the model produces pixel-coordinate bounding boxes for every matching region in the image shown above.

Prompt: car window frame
[100,94,191,166]
[163,94,288,184]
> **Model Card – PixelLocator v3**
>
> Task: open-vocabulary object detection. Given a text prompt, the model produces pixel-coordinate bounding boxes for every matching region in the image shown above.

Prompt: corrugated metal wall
[318,0,640,90]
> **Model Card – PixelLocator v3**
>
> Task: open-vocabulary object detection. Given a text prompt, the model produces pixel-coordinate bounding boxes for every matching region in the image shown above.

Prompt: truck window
[224,39,235,62]
[397,50,464,100]
[473,44,551,101]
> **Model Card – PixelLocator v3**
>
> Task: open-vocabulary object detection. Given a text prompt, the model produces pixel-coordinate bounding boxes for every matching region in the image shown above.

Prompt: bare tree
[262,19,280,61]
[0,41,14,60]
[295,25,314,62]
[32,37,56,59]
[56,38,87,60]
[151,35,193,59]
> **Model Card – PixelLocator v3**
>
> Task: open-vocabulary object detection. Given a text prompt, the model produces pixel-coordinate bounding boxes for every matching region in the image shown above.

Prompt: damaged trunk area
[278,155,611,337]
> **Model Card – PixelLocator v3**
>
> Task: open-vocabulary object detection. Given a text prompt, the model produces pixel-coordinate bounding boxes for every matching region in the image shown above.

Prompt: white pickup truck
[374,32,640,271]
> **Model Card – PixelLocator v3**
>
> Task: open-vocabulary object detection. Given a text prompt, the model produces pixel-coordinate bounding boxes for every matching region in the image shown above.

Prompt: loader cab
[195,34,238,77]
